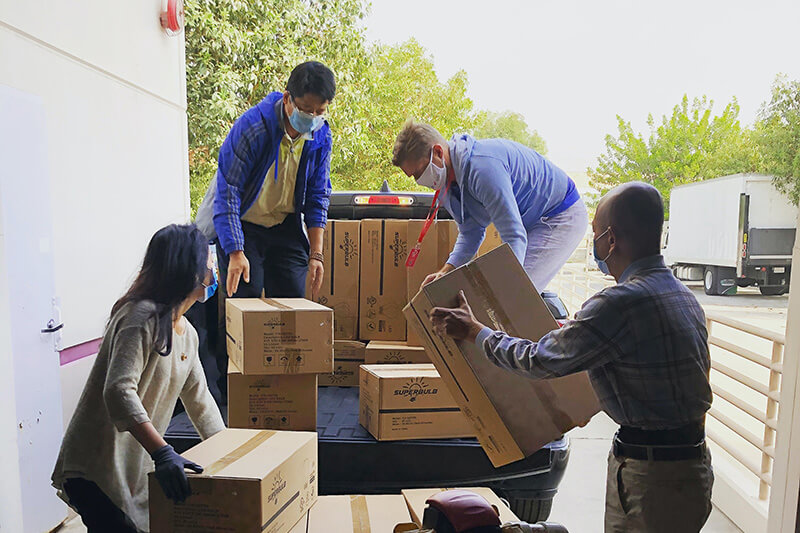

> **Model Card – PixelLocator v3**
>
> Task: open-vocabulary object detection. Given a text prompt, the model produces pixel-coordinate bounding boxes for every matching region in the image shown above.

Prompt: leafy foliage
[588,95,761,214]
[756,75,800,204]
[185,3,545,213]
[473,111,547,154]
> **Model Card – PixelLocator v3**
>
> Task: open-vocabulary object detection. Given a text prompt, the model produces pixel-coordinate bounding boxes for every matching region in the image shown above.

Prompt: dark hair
[607,183,665,258]
[110,224,207,356]
[286,61,336,102]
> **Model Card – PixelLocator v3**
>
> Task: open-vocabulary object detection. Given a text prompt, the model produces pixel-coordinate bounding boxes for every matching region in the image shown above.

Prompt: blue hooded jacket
[443,134,579,267]
[212,92,332,255]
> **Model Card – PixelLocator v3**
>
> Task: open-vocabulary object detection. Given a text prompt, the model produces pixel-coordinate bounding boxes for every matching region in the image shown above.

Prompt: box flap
[406,245,600,465]
[361,364,438,379]
[266,298,332,312]
[366,341,425,351]
[183,429,315,481]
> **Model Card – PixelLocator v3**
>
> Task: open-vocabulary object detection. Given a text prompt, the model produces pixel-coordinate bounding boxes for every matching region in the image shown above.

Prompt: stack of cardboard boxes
[302,218,479,442]
[225,298,334,431]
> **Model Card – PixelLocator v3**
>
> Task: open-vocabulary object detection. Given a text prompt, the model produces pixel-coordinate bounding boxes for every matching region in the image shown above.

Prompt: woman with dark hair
[52,224,225,533]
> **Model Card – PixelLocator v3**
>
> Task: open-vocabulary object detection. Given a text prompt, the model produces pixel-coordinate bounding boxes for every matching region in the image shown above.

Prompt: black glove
[150,444,203,503]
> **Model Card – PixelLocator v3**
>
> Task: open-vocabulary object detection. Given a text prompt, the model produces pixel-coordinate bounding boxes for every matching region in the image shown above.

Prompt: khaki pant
[605,449,714,532]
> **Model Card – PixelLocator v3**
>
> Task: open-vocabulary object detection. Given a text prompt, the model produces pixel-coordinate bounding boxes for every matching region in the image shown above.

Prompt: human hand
[309,259,324,301]
[226,250,250,297]
[429,290,485,342]
[151,444,203,503]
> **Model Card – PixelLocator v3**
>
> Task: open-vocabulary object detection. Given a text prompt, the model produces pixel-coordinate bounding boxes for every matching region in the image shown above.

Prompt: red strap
[406,179,452,268]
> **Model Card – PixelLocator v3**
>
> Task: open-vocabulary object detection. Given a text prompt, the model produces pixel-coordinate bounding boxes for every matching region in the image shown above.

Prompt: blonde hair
[392,119,446,167]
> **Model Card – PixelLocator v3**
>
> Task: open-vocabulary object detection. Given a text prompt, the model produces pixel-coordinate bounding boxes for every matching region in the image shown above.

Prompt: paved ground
[551,414,742,532]
[687,282,790,309]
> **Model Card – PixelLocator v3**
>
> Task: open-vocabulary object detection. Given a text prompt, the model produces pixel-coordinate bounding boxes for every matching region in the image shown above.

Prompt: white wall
[0,1,190,530]
[0,0,190,349]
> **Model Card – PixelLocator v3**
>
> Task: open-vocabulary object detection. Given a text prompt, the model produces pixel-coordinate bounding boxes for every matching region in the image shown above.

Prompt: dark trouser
[215,216,309,396]
[218,217,310,299]
[64,478,138,533]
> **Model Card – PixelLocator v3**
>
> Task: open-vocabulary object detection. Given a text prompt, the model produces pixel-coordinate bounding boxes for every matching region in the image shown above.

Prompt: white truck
[665,174,797,296]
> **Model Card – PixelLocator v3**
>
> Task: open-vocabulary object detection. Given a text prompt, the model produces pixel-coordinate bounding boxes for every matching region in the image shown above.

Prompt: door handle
[41,319,64,334]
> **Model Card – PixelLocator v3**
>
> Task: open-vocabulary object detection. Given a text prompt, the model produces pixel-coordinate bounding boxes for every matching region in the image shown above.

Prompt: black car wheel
[507,496,554,523]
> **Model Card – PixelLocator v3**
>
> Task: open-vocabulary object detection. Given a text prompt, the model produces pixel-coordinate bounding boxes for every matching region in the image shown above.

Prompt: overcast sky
[363,0,800,182]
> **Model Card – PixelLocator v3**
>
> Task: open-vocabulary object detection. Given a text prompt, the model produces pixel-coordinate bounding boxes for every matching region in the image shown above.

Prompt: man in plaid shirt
[430,182,713,532]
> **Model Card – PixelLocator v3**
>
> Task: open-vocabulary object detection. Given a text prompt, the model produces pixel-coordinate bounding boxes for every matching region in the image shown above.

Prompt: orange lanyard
[406,178,452,268]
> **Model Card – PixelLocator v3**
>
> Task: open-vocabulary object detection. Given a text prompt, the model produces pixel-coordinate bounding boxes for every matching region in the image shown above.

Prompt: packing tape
[463,266,515,336]
[203,431,275,476]
[350,495,371,533]
[465,264,573,436]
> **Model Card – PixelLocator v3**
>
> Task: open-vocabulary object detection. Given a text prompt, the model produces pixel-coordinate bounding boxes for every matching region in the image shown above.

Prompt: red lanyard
[406,178,452,268]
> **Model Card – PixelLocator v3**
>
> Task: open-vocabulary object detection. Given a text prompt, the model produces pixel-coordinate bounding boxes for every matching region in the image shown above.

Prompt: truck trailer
[665,174,796,296]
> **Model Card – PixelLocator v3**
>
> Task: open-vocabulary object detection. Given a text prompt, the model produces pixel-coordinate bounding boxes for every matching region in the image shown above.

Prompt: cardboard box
[228,364,317,431]
[319,340,366,387]
[401,487,518,525]
[359,364,473,441]
[149,429,317,533]
[365,341,429,364]
[407,219,459,346]
[305,220,360,340]
[477,223,503,256]
[359,219,408,341]
[289,495,413,533]
[404,245,600,467]
[226,298,333,375]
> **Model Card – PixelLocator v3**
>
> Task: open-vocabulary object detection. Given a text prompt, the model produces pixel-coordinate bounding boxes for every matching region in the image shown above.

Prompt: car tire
[508,496,553,523]
[760,286,788,296]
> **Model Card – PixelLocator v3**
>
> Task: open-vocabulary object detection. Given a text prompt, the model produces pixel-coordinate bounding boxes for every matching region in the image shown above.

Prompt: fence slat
[708,407,772,457]
[708,336,773,369]
[710,360,770,396]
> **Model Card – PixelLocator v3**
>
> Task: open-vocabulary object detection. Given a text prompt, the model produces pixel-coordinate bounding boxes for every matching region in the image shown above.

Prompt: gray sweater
[52,301,225,532]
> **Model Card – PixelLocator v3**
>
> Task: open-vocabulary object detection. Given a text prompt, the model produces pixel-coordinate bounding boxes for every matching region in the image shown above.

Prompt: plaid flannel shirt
[475,255,712,429]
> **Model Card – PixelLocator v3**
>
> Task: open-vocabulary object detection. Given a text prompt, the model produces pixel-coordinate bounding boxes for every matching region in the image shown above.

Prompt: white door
[0,86,66,531]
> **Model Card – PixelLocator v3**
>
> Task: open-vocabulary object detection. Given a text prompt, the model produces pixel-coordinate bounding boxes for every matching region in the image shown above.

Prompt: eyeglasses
[291,96,327,118]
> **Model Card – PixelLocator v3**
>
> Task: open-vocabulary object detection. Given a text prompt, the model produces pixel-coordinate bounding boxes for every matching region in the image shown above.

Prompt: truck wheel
[704,267,720,295]
[508,496,553,523]
[760,286,788,296]
[704,267,737,296]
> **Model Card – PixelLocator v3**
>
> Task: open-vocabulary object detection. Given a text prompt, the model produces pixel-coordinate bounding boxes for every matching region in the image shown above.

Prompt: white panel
[666,175,743,267]
[0,27,190,347]
[60,354,97,430]
[745,177,797,229]
[0,85,67,532]
[0,0,185,105]
[0,168,24,533]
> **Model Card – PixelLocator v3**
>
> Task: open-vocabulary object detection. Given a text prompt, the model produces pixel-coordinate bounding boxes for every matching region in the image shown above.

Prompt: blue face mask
[289,106,325,135]
[199,268,218,303]
[593,227,613,276]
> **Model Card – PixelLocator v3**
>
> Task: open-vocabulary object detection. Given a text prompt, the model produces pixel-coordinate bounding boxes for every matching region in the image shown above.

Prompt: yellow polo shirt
[241,133,306,228]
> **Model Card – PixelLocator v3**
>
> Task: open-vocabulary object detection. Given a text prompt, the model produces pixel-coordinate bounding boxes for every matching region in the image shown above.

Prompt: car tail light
[353,195,414,206]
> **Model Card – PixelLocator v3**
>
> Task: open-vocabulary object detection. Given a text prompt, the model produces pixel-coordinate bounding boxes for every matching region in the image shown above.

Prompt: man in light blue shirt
[392,120,588,290]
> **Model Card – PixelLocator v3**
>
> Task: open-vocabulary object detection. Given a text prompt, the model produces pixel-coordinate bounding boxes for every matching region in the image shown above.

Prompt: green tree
[755,75,800,204]
[332,39,477,192]
[588,95,761,214]
[473,111,547,154]
[185,0,369,215]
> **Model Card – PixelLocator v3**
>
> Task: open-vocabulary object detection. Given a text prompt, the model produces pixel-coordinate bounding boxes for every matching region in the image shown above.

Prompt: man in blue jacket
[393,120,588,290]
[206,61,334,299]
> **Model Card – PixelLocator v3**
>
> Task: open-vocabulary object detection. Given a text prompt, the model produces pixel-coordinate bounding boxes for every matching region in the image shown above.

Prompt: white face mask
[417,148,447,190]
